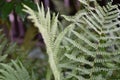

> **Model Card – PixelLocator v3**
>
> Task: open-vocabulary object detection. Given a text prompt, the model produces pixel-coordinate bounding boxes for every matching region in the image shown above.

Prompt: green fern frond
[23,3,75,80]
[72,30,97,49]
[0,30,19,56]
[0,60,35,80]
[65,37,95,57]
[0,29,37,80]
[62,2,120,80]
[0,54,7,62]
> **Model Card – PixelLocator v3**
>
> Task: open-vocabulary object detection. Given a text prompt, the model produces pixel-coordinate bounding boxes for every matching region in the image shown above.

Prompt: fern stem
[46,66,52,80]
[48,52,60,80]
[43,33,60,80]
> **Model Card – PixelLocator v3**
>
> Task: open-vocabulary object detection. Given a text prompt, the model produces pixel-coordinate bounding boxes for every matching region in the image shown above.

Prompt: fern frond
[0,30,19,63]
[0,60,34,80]
[72,30,97,49]
[23,2,75,80]
[0,54,7,62]
[65,54,93,66]
[103,21,120,29]
[65,37,95,57]
[62,2,120,80]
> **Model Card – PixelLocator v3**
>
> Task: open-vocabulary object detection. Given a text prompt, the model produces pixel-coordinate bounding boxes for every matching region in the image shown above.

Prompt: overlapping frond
[61,1,120,80]
[0,60,35,80]
[0,30,36,80]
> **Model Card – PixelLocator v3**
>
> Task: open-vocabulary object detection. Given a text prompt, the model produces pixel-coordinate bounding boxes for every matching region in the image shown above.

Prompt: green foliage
[0,29,45,80]
[0,0,36,19]
[0,1,14,19]
[0,30,39,80]
[23,0,120,80]
[0,29,26,60]
[0,30,16,62]
[0,27,48,80]
[0,0,120,80]
[0,60,36,80]
[23,3,74,80]
[62,1,120,80]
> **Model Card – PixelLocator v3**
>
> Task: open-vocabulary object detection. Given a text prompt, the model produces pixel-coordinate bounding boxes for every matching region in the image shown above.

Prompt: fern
[0,30,11,62]
[61,1,120,80]
[0,60,36,80]
[0,29,20,59]
[0,30,36,80]
[23,1,120,80]
[23,3,74,80]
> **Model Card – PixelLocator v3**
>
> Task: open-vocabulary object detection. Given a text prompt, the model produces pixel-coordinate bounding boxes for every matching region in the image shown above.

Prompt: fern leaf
[62,2,120,80]
[72,30,97,49]
[0,60,32,80]
[65,54,93,66]
[54,24,74,55]
[51,14,59,42]
[65,37,95,57]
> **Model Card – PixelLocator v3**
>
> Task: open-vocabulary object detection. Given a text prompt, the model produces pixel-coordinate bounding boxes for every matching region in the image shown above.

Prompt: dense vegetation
[0,0,120,80]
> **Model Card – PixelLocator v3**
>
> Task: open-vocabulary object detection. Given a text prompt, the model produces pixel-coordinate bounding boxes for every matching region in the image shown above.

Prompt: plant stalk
[48,49,60,80]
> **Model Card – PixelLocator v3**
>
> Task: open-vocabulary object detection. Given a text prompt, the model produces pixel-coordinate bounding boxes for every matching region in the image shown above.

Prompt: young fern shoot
[23,3,74,80]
